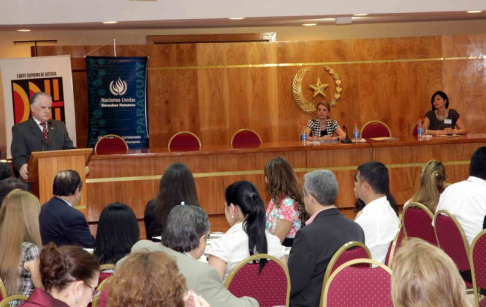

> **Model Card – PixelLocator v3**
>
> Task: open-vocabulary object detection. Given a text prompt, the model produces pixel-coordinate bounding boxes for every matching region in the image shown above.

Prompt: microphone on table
[341,125,352,144]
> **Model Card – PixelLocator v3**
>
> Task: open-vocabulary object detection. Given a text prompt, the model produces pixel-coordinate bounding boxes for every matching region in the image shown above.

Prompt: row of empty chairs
[93,129,263,154]
[403,203,486,306]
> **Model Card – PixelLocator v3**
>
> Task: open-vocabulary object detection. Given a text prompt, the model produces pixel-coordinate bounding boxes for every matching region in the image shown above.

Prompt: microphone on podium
[341,126,352,144]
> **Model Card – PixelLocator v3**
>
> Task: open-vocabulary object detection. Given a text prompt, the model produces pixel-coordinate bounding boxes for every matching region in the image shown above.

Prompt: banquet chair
[360,120,392,139]
[412,122,419,136]
[94,134,129,155]
[403,202,437,246]
[99,263,115,285]
[231,129,262,148]
[224,254,290,307]
[0,295,28,307]
[0,280,6,302]
[322,259,393,307]
[470,229,486,307]
[385,225,405,266]
[320,241,371,306]
[92,276,113,307]
[434,210,473,289]
[168,131,201,152]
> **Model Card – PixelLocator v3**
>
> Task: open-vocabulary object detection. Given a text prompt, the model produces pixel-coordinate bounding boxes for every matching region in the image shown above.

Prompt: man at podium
[11,92,75,180]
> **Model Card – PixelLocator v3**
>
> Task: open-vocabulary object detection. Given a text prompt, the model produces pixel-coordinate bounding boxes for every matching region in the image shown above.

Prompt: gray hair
[162,205,210,253]
[304,170,338,206]
[30,92,52,105]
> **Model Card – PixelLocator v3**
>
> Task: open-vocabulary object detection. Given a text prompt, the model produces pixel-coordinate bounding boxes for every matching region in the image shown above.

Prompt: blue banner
[86,56,149,149]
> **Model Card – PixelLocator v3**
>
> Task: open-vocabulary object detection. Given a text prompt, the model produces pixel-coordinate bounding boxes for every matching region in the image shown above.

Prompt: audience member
[354,161,400,263]
[39,170,94,247]
[264,156,308,247]
[436,146,486,245]
[0,161,12,181]
[406,160,446,212]
[126,205,258,307]
[207,181,286,281]
[0,177,28,206]
[108,251,208,307]
[288,170,364,307]
[391,238,471,307]
[21,243,100,307]
[0,190,42,306]
[94,202,139,264]
[144,162,199,240]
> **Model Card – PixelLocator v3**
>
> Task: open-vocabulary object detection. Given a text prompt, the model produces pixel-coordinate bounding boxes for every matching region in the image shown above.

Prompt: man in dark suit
[11,92,75,180]
[39,170,94,248]
[288,170,365,307]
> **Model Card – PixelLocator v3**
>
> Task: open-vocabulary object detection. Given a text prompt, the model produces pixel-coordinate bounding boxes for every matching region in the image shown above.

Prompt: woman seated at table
[305,101,346,141]
[207,181,286,281]
[264,157,308,247]
[423,91,467,135]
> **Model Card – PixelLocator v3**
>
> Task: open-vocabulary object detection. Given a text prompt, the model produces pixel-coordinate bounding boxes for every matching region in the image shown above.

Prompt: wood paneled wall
[36,34,486,150]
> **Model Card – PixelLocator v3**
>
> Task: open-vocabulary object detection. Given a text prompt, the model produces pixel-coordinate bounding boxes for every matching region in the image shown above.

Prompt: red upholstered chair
[99,264,115,285]
[94,134,129,155]
[412,122,419,136]
[224,254,289,307]
[470,229,486,307]
[231,129,262,148]
[322,259,393,307]
[92,276,112,307]
[0,279,6,302]
[403,202,437,246]
[168,131,201,152]
[385,226,404,266]
[360,120,392,139]
[434,210,473,289]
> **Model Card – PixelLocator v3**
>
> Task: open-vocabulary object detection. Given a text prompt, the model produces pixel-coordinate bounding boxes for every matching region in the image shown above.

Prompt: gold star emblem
[309,78,329,98]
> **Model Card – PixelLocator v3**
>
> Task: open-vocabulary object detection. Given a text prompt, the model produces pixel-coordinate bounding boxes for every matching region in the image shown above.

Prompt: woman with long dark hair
[207,181,286,281]
[94,202,140,264]
[144,163,199,240]
[264,157,308,247]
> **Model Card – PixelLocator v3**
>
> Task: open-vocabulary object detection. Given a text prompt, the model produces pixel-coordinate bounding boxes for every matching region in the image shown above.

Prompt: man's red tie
[41,122,49,141]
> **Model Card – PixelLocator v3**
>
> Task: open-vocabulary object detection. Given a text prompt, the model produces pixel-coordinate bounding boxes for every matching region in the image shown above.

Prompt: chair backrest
[0,295,28,307]
[322,259,393,307]
[168,131,201,152]
[0,279,6,302]
[224,254,290,307]
[231,129,262,148]
[92,276,113,307]
[470,229,486,306]
[412,122,419,136]
[434,210,470,271]
[320,242,371,306]
[360,120,392,139]
[94,134,129,155]
[385,226,404,266]
[403,202,437,246]
[98,264,115,285]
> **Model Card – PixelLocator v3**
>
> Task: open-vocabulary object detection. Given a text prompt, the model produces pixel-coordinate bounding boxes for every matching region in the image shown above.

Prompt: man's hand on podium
[20,164,29,180]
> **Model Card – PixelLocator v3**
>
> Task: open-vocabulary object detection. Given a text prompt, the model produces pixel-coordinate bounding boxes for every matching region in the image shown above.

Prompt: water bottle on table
[417,118,423,140]
[301,124,307,145]
[353,121,360,142]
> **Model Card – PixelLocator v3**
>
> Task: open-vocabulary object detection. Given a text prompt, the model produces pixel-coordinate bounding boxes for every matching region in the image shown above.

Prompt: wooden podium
[28,149,92,214]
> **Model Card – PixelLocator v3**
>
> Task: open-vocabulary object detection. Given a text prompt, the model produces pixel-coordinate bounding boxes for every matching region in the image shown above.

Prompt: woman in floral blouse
[264,157,308,247]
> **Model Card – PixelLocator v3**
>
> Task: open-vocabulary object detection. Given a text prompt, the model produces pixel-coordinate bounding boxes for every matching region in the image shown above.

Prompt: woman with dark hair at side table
[144,162,199,240]
[264,157,308,247]
[21,243,100,307]
[423,91,467,135]
[94,202,139,264]
[207,181,286,281]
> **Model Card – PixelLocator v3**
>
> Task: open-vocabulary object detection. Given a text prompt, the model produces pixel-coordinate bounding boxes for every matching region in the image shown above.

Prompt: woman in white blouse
[207,181,286,281]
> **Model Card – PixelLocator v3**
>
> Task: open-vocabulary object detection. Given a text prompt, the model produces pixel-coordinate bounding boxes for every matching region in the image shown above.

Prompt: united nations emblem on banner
[109,78,128,96]
[11,77,65,124]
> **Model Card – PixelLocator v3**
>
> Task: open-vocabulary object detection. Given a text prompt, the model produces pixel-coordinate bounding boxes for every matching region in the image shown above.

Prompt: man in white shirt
[354,161,400,263]
[436,146,486,246]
